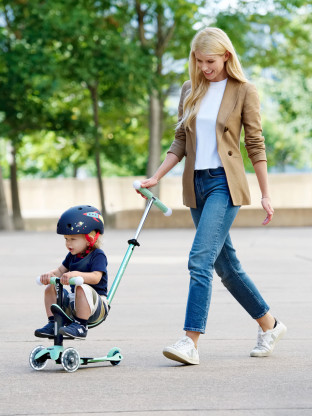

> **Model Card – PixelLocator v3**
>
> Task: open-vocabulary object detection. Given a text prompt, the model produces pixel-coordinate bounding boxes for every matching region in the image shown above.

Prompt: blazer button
[228,150,233,156]
[224,127,228,132]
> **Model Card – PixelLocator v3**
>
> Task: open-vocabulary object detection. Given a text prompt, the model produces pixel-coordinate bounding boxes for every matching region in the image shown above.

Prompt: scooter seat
[51,303,73,325]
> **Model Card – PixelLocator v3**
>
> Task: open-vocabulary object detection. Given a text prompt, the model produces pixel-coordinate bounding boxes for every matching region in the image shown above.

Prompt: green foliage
[260,71,312,171]
[216,0,312,172]
[0,0,311,180]
[0,0,152,178]
[17,131,89,177]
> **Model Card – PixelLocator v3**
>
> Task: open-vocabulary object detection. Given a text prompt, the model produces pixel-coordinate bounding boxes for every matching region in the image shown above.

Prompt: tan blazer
[168,77,267,207]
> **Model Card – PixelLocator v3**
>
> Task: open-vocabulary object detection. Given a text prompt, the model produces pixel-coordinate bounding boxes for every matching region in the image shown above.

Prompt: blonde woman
[139,27,286,365]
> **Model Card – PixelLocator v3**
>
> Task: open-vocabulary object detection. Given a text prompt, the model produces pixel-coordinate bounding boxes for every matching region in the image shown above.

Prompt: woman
[140,27,286,365]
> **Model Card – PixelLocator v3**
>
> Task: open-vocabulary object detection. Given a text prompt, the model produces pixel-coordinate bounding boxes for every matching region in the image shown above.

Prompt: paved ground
[0,226,312,416]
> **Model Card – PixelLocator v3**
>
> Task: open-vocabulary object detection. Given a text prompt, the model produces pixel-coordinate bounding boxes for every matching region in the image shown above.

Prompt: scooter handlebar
[133,180,172,216]
[36,276,84,286]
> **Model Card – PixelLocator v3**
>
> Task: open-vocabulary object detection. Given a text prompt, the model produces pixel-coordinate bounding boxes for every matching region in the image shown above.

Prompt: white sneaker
[163,336,199,365]
[250,320,287,357]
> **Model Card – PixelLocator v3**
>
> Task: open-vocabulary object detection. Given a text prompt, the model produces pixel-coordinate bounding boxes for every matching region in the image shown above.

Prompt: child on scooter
[35,205,108,339]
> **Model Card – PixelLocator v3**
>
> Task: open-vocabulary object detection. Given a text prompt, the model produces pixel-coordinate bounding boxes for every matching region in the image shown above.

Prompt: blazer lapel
[216,77,242,141]
[189,117,196,153]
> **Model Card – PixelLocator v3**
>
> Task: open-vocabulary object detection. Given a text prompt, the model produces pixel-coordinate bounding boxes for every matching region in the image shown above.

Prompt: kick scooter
[29,181,172,372]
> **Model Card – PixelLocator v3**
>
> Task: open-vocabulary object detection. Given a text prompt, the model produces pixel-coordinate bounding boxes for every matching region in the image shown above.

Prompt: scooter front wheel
[29,345,48,371]
[61,347,80,373]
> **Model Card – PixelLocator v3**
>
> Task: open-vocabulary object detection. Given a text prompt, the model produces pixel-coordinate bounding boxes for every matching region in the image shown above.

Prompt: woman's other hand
[261,197,274,225]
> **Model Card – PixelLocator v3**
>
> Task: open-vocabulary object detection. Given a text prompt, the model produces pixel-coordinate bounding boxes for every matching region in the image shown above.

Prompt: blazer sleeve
[242,83,267,165]
[167,81,190,161]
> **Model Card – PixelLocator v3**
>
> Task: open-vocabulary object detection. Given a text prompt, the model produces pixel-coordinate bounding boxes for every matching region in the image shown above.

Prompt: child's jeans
[184,168,270,334]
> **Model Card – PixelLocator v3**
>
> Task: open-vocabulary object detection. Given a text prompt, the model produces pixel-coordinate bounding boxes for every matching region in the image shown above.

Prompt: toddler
[35,205,108,339]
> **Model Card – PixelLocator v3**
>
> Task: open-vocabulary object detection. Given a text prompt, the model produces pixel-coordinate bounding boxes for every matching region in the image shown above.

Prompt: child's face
[64,234,88,255]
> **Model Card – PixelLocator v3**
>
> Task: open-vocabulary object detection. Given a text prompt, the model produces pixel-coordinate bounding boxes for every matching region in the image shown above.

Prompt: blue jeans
[184,168,270,334]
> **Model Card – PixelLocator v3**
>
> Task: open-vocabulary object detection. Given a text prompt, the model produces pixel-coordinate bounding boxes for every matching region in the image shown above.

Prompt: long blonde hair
[178,27,247,130]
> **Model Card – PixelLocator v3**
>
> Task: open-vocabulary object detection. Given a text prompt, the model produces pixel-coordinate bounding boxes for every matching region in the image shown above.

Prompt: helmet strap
[85,231,100,254]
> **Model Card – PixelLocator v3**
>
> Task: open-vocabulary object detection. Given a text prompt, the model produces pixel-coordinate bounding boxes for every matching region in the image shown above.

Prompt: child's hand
[61,271,78,285]
[40,272,56,285]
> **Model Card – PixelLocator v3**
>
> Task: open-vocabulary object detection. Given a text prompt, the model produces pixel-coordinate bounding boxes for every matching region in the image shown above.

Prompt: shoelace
[256,330,272,349]
[174,337,189,347]
[69,321,86,330]
[173,337,195,354]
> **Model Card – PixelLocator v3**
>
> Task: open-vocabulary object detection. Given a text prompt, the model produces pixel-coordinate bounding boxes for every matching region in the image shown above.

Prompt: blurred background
[0,0,311,231]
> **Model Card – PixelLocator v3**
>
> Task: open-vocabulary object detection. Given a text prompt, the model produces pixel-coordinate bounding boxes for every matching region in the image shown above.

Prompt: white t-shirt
[195,78,227,170]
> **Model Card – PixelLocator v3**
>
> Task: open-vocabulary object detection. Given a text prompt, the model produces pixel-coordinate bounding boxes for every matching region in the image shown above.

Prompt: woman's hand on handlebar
[136,177,158,199]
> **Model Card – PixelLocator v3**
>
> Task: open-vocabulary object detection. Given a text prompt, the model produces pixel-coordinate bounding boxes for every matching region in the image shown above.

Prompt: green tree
[214,0,312,171]
[0,2,55,229]
[17,85,95,178]
[0,0,151,224]
[132,0,205,180]
[261,71,312,171]
[0,166,12,230]
[18,0,151,219]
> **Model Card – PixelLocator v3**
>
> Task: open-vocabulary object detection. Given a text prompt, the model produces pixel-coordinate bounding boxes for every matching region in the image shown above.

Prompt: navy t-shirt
[62,248,108,296]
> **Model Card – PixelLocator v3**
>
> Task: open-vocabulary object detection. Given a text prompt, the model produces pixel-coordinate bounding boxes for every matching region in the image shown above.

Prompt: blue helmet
[57,205,104,235]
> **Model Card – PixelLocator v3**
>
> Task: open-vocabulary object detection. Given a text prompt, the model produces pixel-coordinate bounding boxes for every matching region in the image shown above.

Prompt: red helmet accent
[85,231,100,254]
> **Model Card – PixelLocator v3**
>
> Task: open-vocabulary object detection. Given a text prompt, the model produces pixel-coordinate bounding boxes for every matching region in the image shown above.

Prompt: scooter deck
[80,354,123,365]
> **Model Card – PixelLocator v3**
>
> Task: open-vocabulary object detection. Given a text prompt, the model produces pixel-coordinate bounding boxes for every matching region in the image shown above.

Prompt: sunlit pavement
[1,227,311,415]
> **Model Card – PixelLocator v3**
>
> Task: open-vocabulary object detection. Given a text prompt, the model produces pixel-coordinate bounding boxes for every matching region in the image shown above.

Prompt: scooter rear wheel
[107,347,122,366]
[29,345,48,371]
[61,347,80,373]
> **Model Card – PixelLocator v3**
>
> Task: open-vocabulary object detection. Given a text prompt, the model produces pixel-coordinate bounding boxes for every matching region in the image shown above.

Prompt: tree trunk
[88,84,107,223]
[136,1,175,195]
[147,89,164,197]
[0,167,13,231]
[73,165,78,178]
[9,143,24,230]
[147,89,162,177]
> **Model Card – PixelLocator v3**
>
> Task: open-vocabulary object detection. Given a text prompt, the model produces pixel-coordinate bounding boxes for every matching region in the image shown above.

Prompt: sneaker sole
[59,328,87,340]
[34,331,54,338]
[163,347,199,365]
[250,325,287,357]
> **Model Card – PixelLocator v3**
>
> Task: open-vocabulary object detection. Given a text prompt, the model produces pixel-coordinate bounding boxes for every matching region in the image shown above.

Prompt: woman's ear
[224,51,230,62]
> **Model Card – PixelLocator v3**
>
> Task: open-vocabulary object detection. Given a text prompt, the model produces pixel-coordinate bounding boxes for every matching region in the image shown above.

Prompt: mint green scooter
[29,182,172,372]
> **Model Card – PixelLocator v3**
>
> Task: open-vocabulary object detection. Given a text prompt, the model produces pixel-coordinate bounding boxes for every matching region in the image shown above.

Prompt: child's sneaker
[250,319,287,357]
[34,321,54,338]
[59,321,88,339]
[163,335,199,365]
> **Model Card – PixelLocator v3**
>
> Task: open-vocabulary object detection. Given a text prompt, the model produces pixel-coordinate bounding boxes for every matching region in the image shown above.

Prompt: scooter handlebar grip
[133,181,172,216]
[36,276,58,285]
[36,276,84,286]
[36,276,43,286]
[69,276,84,286]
